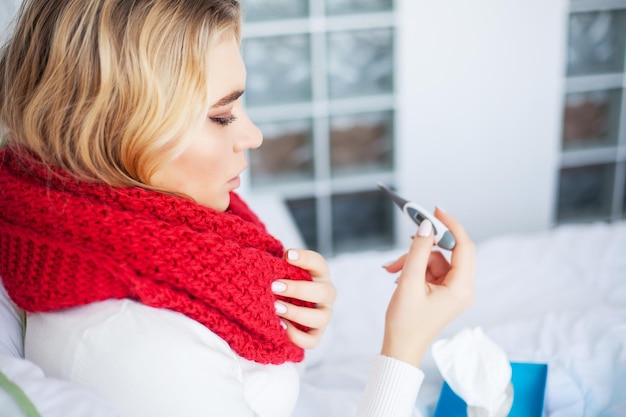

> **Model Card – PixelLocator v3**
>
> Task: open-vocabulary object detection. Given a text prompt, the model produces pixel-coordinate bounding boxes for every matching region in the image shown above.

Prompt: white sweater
[25,299,424,417]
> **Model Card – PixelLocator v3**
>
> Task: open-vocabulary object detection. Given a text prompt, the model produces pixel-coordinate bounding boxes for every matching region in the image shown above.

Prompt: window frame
[557,0,626,223]
[241,2,398,255]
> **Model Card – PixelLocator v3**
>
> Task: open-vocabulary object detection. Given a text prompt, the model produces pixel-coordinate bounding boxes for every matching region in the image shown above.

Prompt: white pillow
[0,279,23,358]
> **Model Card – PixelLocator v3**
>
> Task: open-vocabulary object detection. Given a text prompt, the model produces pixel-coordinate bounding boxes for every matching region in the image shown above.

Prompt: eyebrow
[210,89,245,109]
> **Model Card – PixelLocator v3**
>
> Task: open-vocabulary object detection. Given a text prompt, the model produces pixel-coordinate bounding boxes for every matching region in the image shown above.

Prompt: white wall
[396,0,568,243]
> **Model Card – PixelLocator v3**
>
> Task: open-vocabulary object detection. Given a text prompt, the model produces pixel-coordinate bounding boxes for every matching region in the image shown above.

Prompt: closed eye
[210,115,237,126]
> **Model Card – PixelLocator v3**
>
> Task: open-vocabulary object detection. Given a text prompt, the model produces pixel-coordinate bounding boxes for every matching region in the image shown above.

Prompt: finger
[272,279,336,306]
[435,208,475,270]
[382,253,407,273]
[396,220,434,286]
[275,300,332,330]
[434,208,476,288]
[282,320,320,350]
[425,269,436,282]
[385,248,449,275]
[284,249,330,280]
[427,250,451,278]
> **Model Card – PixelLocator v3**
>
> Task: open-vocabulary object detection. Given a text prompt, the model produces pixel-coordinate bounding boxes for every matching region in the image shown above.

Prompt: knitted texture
[0,147,311,365]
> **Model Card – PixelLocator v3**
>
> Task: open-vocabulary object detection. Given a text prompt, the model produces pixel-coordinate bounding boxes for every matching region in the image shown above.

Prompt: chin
[195,191,230,212]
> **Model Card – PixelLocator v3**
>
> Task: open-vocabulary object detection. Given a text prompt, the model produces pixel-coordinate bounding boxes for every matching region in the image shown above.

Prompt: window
[557,2,626,224]
[241,0,397,255]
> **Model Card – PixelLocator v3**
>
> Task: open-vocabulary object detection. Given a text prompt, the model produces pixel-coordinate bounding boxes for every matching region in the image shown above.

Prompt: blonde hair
[0,0,241,187]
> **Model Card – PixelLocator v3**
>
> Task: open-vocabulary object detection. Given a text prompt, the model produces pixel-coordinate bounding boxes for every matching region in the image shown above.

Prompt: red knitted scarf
[0,147,311,365]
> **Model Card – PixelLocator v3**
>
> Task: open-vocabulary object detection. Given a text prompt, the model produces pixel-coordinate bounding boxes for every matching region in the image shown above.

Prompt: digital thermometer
[378,182,456,250]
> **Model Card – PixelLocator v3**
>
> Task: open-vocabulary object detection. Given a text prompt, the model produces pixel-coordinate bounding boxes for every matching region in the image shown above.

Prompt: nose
[234,109,263,152]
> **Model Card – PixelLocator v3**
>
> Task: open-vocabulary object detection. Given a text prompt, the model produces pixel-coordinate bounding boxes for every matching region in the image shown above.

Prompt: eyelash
[210,115,237,126]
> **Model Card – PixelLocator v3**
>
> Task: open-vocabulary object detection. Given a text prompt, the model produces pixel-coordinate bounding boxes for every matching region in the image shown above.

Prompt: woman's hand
[272,249,336,350]
[381,208,476,367]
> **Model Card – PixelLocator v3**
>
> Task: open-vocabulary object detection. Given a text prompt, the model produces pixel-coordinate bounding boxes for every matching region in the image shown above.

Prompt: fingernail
[436,206,446,213]
[271,281,287,293]
[287,250,299,261]
[280,319,288,330]
[274,301,287,314]
[417,219,433,237]
[382,261,393,269]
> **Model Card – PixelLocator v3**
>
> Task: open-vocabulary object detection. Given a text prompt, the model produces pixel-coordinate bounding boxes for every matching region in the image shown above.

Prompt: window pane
[567,10,626,76]
[330,110,393,176]
[240,0,308,22]
[249,119,314,186]
[331,190,394,253]
[623,169,626,217]
[327,28,394,98]
[557,163,615,221]
[326,0,393,15]
[286,197,318,251]
[243,35,311,106]
[562,89,622,150]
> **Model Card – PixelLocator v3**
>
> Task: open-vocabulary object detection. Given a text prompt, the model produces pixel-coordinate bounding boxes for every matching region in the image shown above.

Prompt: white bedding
[293,221,626,417]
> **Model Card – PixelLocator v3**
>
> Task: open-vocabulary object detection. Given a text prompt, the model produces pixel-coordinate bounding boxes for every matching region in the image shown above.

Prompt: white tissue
[432,327,514,417]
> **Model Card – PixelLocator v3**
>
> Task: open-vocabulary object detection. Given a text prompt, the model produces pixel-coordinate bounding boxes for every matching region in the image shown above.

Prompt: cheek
[178,147,224,182]
[156,123,236,209]
[150,124,232,208]
[181,130,232,185]
[181,128,224,172]
[170,149,230,210]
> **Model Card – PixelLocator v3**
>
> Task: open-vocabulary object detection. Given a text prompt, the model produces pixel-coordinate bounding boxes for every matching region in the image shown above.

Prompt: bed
[292,219,626,417]
[1,214,625,416]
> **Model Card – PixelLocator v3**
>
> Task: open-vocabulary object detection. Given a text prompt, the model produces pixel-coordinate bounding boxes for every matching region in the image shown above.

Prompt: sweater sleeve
[355,355,425,417]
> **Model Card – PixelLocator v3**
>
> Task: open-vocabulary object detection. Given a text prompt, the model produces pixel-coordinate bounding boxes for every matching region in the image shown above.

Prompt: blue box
[433,362,548,417]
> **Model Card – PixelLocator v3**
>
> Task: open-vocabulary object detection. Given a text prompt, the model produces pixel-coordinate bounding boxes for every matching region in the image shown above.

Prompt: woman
[0,1,475,416]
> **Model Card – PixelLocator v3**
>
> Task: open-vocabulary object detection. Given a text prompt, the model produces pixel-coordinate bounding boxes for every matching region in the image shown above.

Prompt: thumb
[396,220,434,286]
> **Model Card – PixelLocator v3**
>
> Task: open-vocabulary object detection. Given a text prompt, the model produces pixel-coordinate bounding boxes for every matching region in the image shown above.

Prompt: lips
[227,175,241,189]
[228,165,247,190]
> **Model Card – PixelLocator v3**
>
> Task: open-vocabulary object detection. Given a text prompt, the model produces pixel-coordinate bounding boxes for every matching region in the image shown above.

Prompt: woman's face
[151,35,262,212]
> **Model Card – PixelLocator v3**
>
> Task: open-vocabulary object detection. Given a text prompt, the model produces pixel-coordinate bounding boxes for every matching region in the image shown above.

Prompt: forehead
[206,35,245,102]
